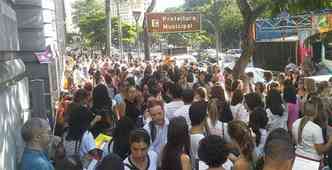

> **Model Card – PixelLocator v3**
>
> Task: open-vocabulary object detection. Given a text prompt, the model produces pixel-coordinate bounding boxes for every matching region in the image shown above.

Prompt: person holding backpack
[143,99,169,155]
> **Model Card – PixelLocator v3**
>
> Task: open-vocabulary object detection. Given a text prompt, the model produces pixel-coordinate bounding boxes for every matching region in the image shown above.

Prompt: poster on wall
[312,14,332,33]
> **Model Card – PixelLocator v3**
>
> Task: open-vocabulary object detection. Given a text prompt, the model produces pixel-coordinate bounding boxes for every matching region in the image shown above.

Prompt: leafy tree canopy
[73,0,106,49]
[73,0,137,50]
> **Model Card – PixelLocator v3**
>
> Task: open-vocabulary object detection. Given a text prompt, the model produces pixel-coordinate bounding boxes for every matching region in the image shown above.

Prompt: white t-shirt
[173,104,191,127]
[165,100,184,120]
[230,103,249,123]
[292,118,324,161]
[123,151,158,170]
[206,118,231,143]
[79,131,96,158]
[199,159,233,170]
[190,133,205,170]
[255,128,268,158]
[190,134,205,159]
[266,108,288,132]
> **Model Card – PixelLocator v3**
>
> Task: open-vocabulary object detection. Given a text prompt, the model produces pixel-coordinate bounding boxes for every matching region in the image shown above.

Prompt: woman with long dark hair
[248,107,268,158]
[265,89,288,131]
[91,75,114,136]
[124,85,143,127]
[210,85,233,123]
[244,93,264,114]
[161,116,191,170]
[283,79,299,130]
[65,89,102,158]
[111,116,136,160]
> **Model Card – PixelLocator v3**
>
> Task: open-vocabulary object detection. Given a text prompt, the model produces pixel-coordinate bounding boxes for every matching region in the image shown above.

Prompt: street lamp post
[133,11,142,59]
[116,0,124,59]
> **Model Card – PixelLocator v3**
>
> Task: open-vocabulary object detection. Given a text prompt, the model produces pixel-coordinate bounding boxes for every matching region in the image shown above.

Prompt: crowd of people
[19,55,332,170]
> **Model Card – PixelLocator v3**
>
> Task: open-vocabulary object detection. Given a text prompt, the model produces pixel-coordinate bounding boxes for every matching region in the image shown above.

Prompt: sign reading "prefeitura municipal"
[146,12,201,33]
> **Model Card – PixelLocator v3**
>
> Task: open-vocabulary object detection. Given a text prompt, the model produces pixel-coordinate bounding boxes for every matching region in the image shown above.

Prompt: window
[326,42,332,61]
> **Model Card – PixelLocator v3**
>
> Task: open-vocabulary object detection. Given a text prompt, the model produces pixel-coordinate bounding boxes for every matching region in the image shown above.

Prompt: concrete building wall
[0,0,30,169]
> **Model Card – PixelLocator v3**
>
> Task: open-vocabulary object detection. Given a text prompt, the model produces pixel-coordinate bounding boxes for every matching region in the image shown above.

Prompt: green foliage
[73,0,106,49]
[256,0,332,17]
[73,0,137,50]
[121,22,137,46]
[111,17,137,48]
[183,0,243,49]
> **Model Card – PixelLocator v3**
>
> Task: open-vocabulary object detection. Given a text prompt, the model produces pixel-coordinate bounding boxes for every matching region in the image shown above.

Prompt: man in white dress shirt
[165,83,184,120]
[173,89,194,127]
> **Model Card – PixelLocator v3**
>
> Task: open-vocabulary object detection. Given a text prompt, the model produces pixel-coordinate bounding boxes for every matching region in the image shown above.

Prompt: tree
[183,0,243,49]
[73,0,106,51]
[122,22,137,50]
[232,0,275,79]
[143,0,156,60]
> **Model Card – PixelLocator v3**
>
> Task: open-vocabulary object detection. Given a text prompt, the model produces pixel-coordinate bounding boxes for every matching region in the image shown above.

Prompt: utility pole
[106,0,111,56]
[133,11,142,59]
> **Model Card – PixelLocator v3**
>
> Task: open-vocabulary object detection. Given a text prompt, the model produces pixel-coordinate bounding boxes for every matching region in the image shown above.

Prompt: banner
[146,12,201,33]
[34,45,53,64]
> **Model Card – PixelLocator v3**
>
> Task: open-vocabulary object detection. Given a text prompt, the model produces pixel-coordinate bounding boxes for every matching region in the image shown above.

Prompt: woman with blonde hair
[207,99,231,143]
[194,87,208,102]
[228,120,256,170]
[292,97,332,168]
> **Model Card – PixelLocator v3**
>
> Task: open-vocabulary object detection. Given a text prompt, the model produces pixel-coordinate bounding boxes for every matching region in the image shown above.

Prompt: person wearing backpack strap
[123,129,158,170]
[143,99,169,155]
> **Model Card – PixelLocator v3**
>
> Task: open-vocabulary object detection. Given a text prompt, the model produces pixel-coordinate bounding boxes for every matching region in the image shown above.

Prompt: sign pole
[133,11,142,59]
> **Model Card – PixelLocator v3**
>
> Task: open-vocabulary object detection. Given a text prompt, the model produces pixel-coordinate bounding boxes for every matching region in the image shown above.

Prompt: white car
[222,62,265,83]
[172,54,197,66]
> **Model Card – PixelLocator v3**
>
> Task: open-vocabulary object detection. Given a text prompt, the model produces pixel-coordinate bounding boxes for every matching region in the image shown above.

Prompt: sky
[155,0,185,11]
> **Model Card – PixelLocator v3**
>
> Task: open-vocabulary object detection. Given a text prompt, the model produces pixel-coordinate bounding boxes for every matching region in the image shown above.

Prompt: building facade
[111,0,150,24]
[15,0,66,119]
